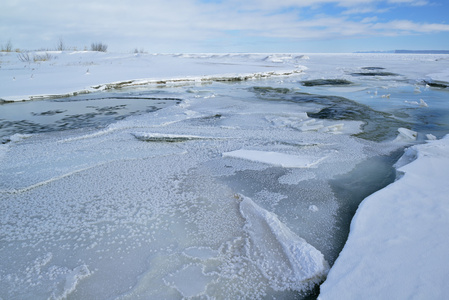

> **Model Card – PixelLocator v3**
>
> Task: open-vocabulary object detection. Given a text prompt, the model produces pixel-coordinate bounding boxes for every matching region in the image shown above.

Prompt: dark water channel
[0,91,181,143]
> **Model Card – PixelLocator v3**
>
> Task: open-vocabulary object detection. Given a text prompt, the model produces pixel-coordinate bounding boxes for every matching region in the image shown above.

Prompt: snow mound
[319,135,449,300]
[239,195,329,291]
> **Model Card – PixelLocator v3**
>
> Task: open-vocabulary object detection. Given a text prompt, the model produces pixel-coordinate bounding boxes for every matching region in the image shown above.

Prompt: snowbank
[3,51,448,103]
[0,51,303,102]
[319,135,449,300]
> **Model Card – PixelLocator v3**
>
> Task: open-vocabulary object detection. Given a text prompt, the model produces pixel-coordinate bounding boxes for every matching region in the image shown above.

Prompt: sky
[1,0,449,53]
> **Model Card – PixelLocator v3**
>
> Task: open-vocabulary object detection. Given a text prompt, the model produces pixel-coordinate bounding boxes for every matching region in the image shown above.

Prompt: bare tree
[2,39,13,52]
[57,37,66,51]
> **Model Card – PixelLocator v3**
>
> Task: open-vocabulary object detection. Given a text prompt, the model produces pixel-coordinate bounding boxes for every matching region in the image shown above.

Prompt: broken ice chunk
[419,99,429,107]
[426,134,437,141]
[132,132,209,143]
[309,205,319,212]
[223,149,326,168]
[239,195,329,292]
[320,123,344,134]
[394,128,417,143]
[404,99,428,107]
[298,119,325,132]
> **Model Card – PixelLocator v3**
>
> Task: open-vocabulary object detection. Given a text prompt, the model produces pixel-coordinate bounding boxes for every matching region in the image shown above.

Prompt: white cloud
[343,6,391,14]
[373,20,449,33]
[1,0,448,52]
[361,16,379,23]
[387,0,429,6]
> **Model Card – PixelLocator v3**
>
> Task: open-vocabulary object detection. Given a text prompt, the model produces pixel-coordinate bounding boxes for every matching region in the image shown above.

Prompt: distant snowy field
[1,51,449,299]
[0,51,303,102]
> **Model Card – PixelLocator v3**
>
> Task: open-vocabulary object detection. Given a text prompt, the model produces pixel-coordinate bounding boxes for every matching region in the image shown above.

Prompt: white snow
[3,51,449,102]
[0,51,303,102]
[319,135,449,300]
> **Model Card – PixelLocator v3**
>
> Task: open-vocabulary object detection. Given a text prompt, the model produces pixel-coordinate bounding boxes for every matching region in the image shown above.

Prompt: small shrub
[91,42,108,52]
[33,53,54,62]
[17,52,31,62]
[134,48,146,54]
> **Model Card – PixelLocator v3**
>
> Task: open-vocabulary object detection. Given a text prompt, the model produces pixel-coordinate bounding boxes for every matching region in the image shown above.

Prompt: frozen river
[1,53,449,299]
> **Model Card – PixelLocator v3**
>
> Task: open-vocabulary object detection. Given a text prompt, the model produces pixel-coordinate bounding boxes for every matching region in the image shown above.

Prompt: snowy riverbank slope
[319,135,449,299]
[0,51,303,101]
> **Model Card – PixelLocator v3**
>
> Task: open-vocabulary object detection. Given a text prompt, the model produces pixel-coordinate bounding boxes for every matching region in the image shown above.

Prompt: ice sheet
[164,264,214,298]
[0,86,378,298]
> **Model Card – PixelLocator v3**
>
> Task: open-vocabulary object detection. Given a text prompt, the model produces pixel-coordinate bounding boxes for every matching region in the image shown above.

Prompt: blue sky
[1,0,449,53]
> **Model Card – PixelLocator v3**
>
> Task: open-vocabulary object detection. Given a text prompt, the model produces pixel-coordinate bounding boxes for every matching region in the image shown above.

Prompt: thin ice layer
[239,195,329,291]
[164,264,215,298]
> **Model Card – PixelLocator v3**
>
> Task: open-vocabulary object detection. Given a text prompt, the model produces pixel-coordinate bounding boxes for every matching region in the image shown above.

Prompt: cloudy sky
[2,0,449,53]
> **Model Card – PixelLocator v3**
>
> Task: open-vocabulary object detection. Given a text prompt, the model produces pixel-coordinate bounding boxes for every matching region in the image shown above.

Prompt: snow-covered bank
[319,135,449,299]
[2,51,449,102]
[0,51,304,102]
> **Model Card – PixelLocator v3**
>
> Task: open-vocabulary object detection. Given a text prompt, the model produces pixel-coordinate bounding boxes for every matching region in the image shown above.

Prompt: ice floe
[223,149,327,168]
[239,195,329,291]
[132,132,214,142]
[393,127,418,143]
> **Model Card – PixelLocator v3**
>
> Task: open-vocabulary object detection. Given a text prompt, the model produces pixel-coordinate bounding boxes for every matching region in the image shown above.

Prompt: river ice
[1,52,449,299]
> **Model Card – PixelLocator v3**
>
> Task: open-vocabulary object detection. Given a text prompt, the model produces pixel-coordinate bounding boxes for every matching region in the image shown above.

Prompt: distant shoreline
[356,50,449,54]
